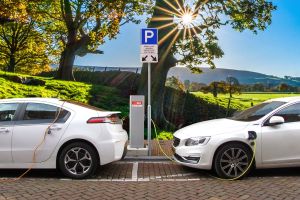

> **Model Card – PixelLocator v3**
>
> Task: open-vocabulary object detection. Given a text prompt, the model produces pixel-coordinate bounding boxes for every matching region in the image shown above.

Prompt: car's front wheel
[58,142,99,179]
[213,143,253,179]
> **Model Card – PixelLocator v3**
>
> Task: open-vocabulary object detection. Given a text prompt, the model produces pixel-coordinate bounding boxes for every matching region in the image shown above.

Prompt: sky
[75,0,300,77]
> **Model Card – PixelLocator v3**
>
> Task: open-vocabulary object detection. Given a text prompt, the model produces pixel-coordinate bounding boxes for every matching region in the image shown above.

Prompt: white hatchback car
[173,96,300,179]
[0,98,128,179]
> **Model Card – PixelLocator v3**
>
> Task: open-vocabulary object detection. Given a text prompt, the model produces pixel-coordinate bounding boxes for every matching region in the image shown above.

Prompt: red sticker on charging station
[132,101,143,107]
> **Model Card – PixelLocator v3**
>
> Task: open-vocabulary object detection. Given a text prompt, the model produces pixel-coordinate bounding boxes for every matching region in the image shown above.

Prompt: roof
[265,96,300,103]
[0,98,61,103]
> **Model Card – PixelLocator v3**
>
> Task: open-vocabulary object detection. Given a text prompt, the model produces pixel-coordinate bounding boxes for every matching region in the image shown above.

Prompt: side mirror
[268,116,285,126]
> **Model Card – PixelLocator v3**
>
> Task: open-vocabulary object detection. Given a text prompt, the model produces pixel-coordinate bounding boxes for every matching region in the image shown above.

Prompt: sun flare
[181,12,193,26]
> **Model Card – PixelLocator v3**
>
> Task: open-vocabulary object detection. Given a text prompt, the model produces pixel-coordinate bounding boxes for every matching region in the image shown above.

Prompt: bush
[0,71,129,116]
[156,131,174,140]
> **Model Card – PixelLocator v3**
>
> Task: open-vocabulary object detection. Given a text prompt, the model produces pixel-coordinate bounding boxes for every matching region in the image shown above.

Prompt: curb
[122,156,169,162]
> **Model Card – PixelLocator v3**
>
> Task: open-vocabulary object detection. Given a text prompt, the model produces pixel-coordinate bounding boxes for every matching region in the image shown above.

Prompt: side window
[275,103,300,123]
[0,103,19,122]
[23,103,70,123]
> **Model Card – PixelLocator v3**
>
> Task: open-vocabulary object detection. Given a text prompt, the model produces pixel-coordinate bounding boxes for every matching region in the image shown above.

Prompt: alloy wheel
[219,148,249,178]
[64,147,92,175]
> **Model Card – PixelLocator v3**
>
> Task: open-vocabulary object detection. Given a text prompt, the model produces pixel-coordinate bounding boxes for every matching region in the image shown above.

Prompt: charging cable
[0,100,66,182]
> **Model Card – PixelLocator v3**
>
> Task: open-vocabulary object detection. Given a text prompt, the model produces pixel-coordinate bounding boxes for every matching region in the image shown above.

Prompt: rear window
[62,100,106,111]
[23,103,70,123]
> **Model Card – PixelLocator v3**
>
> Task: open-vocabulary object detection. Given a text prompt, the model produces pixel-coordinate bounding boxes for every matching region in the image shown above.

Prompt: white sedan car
[0,98,128,179]
[173,96,300,179]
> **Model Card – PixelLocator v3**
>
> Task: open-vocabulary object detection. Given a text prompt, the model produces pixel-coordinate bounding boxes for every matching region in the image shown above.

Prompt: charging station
[127,28,158,157]
[127,95,148,156]
[129,95,145,148]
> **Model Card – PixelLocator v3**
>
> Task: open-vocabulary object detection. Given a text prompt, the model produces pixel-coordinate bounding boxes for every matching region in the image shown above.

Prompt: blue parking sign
[141,28,158,45]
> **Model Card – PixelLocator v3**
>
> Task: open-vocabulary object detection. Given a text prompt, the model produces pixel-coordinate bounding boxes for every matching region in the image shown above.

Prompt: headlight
[185,136,210,146]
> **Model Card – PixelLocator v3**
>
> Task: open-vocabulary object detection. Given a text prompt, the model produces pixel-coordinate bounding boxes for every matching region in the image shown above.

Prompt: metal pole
[147,62,151,156]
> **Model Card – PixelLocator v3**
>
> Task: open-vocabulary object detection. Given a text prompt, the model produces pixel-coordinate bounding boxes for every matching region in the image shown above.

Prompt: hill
[168,67,300,87]
[0,71,129,117]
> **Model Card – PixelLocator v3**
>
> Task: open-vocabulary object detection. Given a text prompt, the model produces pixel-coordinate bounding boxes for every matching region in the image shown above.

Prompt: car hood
[174,118,250,139]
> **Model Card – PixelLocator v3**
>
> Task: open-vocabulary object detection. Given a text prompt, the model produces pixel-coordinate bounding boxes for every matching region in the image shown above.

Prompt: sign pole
[147,62,151,156]
[140,28,158,157]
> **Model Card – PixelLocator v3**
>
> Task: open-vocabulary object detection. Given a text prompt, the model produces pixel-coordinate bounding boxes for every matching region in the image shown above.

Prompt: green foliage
[33,0,152,79]
[165,76,185,91]
[164,0,276,71]
[0,21,51,74]
[0,71,128,116]
[156,131,174,140]
[192,92,299,111]
[0,0,28,23]
[164,87,237,128]
[201,80,241,97]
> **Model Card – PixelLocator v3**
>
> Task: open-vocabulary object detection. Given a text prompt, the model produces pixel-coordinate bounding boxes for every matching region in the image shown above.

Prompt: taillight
[87,117,107,123]
[107,114,121,123]
[87,114,121,124]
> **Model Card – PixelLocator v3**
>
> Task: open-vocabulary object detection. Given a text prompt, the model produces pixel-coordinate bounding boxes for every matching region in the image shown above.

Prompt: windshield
[230,101,286,122]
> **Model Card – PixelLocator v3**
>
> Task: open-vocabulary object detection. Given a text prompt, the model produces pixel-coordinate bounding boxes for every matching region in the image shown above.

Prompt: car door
[0,103,20,163]
[12,102,71,163]
[261,102,300,165]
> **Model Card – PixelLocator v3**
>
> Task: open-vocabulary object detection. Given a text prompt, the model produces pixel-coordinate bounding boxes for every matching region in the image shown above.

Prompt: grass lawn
[192,92,300,111]
[0,71,129,117]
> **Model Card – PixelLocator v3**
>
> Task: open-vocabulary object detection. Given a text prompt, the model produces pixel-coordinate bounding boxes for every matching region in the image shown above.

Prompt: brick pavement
[1,176,300,200]
[1,161,300,199]
[1,140,300,199]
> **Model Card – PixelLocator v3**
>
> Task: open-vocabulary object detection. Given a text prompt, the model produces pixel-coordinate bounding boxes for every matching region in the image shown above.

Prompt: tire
[121,144,128,160]
[58,142,99,179]
[213,143,253,179]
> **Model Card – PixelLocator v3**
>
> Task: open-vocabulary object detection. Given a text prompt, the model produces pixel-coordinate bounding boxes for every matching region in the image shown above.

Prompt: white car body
[0,98,128,170]
[173,96,300,171]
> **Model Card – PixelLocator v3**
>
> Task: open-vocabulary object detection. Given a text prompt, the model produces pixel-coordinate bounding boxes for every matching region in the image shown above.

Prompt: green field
[0,71,129,117]
[192,92,300,111]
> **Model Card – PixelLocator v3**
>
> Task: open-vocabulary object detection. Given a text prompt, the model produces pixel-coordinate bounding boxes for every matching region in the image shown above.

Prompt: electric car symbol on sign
[173,96,300,179]
[0,98,128,179]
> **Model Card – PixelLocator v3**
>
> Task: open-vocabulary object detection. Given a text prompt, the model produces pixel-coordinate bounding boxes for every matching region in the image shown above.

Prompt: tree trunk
[56,44,76,80]
[7,54,16,72]
[139,54,176,127]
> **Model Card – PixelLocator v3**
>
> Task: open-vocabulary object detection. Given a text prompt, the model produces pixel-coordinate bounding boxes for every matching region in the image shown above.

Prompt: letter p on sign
[141,28,158,45]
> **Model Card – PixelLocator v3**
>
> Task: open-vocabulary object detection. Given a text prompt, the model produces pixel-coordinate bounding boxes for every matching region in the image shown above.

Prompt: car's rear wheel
[58,142,99,179]
[213,143,253,179]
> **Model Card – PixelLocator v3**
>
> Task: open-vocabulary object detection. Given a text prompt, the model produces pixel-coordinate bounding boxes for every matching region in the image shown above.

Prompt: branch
[0,27,12,48]
[61,0,74,31]
[74,0,83,26]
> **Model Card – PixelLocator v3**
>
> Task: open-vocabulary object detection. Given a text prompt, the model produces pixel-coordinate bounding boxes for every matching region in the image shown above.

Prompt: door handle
[47,126,62,134]
[49,127,62,131]
[0,128,9,133]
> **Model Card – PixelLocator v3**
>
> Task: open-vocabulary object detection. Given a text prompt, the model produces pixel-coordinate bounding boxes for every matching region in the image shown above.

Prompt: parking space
[1,161,300,181]
[1,143,300,200]
[1,165,300,200]
[1,161,300,199]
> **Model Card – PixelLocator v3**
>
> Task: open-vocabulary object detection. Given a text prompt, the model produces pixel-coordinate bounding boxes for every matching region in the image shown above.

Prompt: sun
[181,12,193,26]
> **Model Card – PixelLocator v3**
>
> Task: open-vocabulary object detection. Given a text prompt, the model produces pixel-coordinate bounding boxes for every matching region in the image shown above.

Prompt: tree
[226,76,240,97]
[184,80,190,91]
[189,82,206,92]
[253,83,265,92]
[166,76,185,91]
[138,0,276,126]
[0,0,28,24]
[0,21,51,74]
[36,0,151,80]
